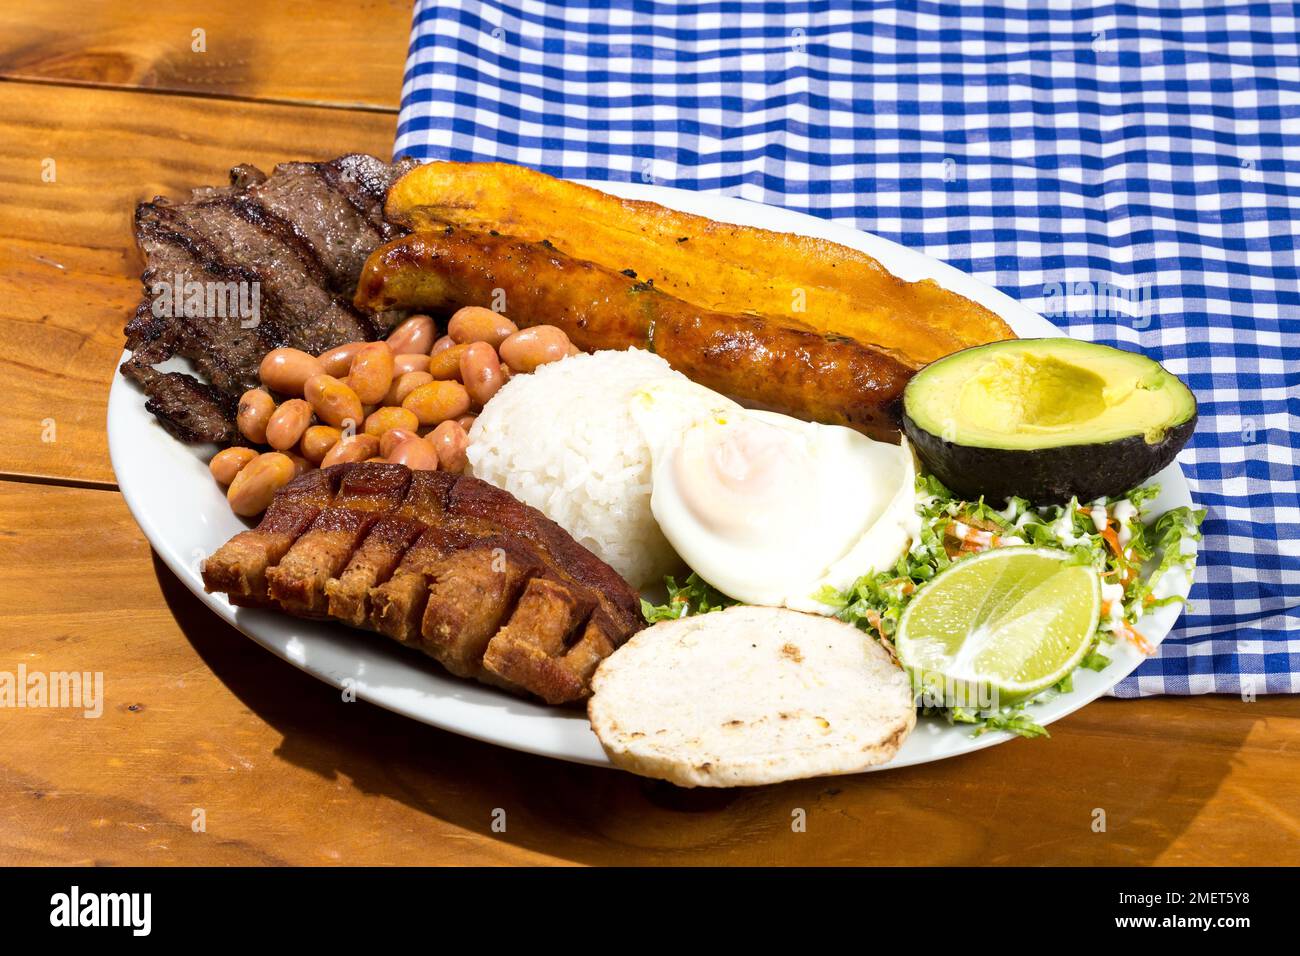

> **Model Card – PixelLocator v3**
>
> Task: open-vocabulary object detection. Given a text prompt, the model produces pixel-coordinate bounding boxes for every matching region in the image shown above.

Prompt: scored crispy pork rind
[202,462,644,705]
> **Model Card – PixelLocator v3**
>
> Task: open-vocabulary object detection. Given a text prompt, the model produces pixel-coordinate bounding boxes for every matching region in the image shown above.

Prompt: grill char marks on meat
[202,463,645,705]
[121,154,418,444]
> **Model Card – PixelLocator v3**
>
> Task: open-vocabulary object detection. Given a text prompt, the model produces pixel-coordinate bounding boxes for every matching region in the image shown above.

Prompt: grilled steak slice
[122,154,418,442]
[202,463,645,705]
[241,158,395,290]
[133,364,239,444]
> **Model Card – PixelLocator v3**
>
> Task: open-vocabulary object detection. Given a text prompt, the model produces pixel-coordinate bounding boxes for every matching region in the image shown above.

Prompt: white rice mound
[466,348,686,588]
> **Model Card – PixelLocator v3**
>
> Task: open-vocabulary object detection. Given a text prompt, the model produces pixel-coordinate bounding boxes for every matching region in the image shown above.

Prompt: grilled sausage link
[355,229,914,440]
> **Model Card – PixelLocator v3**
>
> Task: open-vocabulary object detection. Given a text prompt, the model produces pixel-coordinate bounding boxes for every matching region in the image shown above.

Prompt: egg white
[631,378,919,612]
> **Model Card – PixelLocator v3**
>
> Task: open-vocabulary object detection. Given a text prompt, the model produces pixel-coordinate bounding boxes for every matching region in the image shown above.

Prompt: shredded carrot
[864,608,886,641]
[945,515,1022,557]
[946,523,1000,555]
[942,532,968,559]
[1097,526,1139,585]
[958,513,1003,534]
[1115,621,1155,655]
[863,610,899,661]
[1100,525,1123,556]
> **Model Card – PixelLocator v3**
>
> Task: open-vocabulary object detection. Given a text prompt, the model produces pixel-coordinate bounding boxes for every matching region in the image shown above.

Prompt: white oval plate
[107,177,1195,771]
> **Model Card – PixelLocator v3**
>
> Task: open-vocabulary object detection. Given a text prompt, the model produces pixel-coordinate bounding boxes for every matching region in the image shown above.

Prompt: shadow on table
[154,551,1258,866]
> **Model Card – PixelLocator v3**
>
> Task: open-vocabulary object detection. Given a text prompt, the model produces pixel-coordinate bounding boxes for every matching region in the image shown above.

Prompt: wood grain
[1,18,1293,867]
[1,481,1296,866]
[0,81,396,485]
[0,1,409,109]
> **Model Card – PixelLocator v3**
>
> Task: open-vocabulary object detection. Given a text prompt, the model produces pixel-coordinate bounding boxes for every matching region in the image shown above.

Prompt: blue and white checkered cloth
[394,0,1300,696]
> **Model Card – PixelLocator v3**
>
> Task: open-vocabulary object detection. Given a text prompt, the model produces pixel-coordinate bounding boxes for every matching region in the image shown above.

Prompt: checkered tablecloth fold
[395,0,1300,695]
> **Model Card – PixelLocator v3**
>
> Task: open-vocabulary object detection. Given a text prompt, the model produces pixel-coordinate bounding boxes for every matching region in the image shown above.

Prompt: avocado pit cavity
[959,354,1109,434]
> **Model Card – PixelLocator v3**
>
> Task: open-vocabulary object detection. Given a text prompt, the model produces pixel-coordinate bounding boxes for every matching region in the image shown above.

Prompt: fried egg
[630,378,919,613]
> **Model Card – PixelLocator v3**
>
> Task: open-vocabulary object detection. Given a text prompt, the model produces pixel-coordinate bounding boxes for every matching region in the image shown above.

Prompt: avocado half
[902,338,1197,503]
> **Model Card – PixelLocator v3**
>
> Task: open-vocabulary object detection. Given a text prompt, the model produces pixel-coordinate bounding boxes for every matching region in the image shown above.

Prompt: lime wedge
[896,547,1101,708]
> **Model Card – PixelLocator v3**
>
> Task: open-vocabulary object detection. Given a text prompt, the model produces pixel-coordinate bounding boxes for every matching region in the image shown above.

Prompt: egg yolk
[670,418,810,542]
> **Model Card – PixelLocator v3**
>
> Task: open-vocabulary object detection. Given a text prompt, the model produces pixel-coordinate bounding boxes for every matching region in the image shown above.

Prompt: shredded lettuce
[970,710,1052,739]
[822,474,1204,739]
[641,572,737,623]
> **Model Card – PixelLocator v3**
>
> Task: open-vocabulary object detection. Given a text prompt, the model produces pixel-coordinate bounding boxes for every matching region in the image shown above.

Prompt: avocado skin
[904,411,1197,504]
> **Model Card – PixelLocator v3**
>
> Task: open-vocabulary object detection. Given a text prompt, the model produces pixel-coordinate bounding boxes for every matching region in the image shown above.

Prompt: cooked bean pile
[211,308,577,516]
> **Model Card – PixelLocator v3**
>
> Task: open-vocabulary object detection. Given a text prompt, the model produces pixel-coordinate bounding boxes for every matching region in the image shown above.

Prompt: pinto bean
[448,306,518,348]
[427,420,469,474]
[265,399,313,451]
[388,436,440,471]
[385,315,436,355]
[499,325,572,373]
[379,428,422,459]
[384,370,434,407]
[427,343,471,381]
[363,405,420,438]
[402,380,471,426]
[226,452,295,517]
[347,341,394,405]
[393,353,431,376]
[209,446,258,486]
[237,388,275,444]
[259,347,323,396]
[299,425,342,464]
[459,342,505,407]
[304,374,363,429]
[317,341,366,377]
[319,434,380,468]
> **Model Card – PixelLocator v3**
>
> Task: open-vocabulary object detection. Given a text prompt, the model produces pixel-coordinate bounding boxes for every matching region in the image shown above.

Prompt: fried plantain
[383,161,1015,368]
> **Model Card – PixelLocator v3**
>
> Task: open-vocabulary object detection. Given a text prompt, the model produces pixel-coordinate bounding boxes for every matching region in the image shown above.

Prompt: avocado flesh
[903,338,1196,503]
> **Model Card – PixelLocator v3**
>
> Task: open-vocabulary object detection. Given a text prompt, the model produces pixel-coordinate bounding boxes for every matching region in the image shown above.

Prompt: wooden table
[1,2,1295,867]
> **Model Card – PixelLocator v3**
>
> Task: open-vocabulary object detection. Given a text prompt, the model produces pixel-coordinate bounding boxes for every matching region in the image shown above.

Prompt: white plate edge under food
[106,177,1197,772]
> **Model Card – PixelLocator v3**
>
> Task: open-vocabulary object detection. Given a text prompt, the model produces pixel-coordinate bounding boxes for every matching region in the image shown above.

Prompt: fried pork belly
[266,464,412,615]
[199,468,340,607]
[325,470,454,626]
[202,462,644,705]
